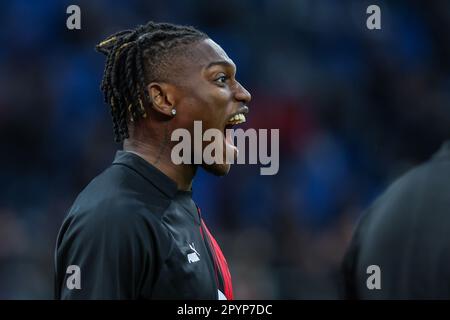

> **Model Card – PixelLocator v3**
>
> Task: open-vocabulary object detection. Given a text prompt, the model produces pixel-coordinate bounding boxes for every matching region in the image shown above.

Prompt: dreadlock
[95,22,207,142]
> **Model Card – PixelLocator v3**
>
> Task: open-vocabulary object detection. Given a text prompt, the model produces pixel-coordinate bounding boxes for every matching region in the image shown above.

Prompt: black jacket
[342,141,450,299]
[55,151,233,300]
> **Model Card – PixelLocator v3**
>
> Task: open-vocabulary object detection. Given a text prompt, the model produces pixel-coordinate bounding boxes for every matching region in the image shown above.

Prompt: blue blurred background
[1,0,450,299]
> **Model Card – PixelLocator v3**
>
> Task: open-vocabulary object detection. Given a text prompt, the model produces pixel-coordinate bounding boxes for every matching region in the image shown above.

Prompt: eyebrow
[205,60,236,70]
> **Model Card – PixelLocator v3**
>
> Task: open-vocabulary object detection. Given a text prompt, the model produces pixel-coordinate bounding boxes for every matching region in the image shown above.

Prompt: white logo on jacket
[187,242,200,263]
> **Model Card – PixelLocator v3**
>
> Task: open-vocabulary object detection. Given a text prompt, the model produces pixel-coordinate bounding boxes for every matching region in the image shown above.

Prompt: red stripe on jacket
[201,220,233,300]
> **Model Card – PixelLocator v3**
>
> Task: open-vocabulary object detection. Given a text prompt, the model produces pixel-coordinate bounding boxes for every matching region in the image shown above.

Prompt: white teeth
[227,113,246,125]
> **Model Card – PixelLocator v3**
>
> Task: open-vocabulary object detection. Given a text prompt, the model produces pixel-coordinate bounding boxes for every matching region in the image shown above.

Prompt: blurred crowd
[1,0,450,299]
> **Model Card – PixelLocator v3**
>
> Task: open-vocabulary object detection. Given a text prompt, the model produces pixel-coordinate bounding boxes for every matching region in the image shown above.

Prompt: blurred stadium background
[1,0,450,299]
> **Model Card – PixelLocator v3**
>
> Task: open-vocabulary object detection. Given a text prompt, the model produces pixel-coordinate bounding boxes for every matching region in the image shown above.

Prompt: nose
[234,82,252,105]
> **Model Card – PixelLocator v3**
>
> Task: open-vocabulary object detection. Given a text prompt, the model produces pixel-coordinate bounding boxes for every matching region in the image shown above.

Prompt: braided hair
[96,22,207,142]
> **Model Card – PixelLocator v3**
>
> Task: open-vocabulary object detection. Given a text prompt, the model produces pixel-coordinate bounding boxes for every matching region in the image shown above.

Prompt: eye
[214,73,229,85]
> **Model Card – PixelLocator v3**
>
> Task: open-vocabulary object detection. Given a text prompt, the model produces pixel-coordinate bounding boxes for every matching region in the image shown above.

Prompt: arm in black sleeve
[55,200,156,299]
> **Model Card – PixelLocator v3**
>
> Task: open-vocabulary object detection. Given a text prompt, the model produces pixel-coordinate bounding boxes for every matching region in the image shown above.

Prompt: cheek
[177,78,234,126]
[187,89,230,123]
[205,87,233,117]
[205,92,230,129]
[174,95,209,133]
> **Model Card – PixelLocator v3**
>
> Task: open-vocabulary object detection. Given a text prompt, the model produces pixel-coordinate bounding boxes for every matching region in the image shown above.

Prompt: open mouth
[223,109,248,160]
[226,113,247,126]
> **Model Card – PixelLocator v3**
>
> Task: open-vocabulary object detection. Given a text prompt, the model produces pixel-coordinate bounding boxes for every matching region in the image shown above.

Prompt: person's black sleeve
[55,199,156,299]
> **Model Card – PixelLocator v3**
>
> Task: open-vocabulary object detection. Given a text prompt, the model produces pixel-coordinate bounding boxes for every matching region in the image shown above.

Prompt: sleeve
[54,201,155,299]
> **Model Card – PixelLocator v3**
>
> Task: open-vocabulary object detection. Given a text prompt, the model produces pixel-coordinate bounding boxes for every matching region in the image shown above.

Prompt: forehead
[182,38,236,71]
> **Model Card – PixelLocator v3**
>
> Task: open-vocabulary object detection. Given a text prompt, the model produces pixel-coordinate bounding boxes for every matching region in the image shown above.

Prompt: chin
[201,163,231,176]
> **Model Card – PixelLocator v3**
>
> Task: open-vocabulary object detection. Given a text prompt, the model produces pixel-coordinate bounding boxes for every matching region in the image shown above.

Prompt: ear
[147,82,177,117]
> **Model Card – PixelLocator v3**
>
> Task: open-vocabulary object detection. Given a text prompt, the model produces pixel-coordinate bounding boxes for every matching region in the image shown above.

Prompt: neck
[123,138,197,191]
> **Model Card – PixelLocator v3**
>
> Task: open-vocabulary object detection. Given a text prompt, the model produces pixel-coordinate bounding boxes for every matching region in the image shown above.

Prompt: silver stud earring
[171,109,177,116]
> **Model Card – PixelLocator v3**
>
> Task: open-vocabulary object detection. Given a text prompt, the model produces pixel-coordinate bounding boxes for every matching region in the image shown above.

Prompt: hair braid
[96,22,207,142]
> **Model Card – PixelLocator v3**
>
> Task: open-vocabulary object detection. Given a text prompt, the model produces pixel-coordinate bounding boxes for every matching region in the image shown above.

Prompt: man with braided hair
[54,22,251,300]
